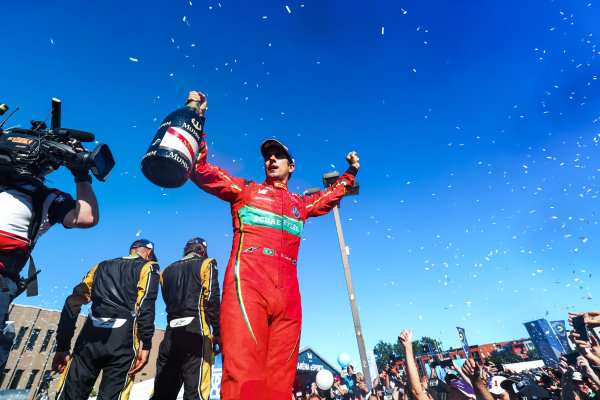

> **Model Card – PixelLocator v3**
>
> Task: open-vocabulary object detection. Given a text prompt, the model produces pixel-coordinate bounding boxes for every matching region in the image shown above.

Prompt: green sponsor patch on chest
[238,205,303,237]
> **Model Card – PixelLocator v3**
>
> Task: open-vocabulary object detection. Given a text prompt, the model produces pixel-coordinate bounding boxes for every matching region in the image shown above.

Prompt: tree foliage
[485,352,523,366]
[373,337,444,370]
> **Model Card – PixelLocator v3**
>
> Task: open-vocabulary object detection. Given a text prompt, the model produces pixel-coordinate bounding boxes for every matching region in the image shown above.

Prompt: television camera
[0,99,114,181]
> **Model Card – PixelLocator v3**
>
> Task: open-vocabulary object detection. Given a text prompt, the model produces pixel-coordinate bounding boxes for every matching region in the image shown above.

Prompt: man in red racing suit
[187,91,360,400]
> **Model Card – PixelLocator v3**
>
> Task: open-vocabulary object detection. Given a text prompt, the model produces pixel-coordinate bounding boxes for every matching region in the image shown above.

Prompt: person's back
[152,238,220,400]
[53,240,160,400]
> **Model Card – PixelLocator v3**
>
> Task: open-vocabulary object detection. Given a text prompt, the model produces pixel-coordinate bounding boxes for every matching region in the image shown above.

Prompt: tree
[485,352,523,366]
[373,340,403,370]
[526,348,541,361]
[373,336,444,370]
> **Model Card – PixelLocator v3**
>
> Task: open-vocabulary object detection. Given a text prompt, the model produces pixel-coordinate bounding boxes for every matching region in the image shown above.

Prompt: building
[0,304,164,399]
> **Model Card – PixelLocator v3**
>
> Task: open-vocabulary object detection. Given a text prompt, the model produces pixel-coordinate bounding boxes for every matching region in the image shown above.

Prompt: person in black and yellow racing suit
[52,239,160,400]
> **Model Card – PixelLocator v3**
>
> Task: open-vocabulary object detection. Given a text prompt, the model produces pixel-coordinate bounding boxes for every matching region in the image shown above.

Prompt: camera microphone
[51,98,61,130]
[0,103,8,116]
[53,128,95,142]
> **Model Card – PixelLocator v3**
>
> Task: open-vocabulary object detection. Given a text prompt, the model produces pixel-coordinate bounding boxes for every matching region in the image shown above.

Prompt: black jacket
[56,253,160,352]
[161,254,220,337]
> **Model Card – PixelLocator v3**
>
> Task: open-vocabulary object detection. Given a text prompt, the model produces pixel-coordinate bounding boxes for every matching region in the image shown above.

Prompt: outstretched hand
[346,151,360,169]
[398,329,414,348]
[186,91,207,117]
[462,358,482,380]
[569,311,600,328]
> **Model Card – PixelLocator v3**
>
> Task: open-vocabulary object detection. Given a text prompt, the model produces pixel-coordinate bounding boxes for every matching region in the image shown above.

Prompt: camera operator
[0,157,99,369]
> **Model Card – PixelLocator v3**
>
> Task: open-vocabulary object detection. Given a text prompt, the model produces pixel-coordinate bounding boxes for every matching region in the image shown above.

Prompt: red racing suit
[190,146,356,400]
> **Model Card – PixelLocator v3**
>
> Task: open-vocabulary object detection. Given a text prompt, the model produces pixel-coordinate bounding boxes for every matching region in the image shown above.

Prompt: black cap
[260,139,294,164]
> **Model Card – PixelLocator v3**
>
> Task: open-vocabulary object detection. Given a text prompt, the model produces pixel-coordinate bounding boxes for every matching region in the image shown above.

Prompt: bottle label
[159,126,199,164]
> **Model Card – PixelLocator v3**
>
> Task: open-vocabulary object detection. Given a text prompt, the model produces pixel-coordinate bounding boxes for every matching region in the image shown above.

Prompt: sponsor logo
[191,117,203,132]
[10,137,33,145]
[238,205,303,237]
[291,205,300,218]
[258,188,269,195]
[255,196,275,202]
[169,317,194,327]
[242,246,261,253]
[263,248,274,256]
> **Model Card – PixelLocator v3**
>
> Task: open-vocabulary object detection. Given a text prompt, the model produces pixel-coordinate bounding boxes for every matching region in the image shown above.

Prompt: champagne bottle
[141,102,204,188]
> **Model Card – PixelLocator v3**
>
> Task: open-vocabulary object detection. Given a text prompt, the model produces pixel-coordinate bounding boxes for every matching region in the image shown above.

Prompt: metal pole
[332,205,372,385]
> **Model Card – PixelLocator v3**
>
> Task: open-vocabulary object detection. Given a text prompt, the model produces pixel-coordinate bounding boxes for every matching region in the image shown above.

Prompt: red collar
[264,180,288,191]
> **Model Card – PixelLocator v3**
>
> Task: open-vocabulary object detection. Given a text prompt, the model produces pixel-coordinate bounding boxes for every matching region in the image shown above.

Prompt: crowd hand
[51,351,71,373]
[128,349,149,376]
[399,329,414,348]
[346,151,360,169]
[576,355,595,377]
[462,359,483,381]
[569,331,600,366]
[559,356,574,376]
[392,387,400,400]
[569,311,600,328]
[186,91,207,117]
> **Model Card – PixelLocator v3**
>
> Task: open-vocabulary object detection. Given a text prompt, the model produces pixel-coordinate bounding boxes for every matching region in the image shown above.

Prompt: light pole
[305,173,371,384]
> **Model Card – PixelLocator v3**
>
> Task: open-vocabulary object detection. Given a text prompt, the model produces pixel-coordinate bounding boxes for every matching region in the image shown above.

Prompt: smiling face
[263,146,295,184]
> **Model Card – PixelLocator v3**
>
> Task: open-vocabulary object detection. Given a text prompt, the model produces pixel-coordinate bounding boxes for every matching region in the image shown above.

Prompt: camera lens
[0,104,8,116]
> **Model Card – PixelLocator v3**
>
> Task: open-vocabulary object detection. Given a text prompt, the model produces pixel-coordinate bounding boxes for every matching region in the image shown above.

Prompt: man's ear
[288,163,295,173]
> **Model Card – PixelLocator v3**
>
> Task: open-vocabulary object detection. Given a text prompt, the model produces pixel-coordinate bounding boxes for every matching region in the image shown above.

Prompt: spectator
[399,329,430,400]
[488,376,509,400]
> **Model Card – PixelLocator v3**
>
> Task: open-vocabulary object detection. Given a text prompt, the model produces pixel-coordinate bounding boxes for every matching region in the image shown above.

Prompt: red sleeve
[302,167,357,218]
[189,142,247,203]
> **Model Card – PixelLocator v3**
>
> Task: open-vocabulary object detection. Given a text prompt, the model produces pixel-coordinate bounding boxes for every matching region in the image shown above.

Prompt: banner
[366,351,378,390]
[209,354,223,400]
[523,319,563,367]
[456,327,470,359]
[550,320,570,354]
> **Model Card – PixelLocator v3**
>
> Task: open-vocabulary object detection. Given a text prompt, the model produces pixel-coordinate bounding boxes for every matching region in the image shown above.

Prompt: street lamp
[305,172,370,384]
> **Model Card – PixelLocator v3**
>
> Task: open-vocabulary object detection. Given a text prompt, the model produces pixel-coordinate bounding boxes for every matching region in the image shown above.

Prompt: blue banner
[523,319,563,367]
[209,354,222,400]
[550,320,570,354]
[456,327,470,359]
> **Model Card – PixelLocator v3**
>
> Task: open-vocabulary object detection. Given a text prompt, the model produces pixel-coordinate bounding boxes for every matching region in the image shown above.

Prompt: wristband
[74,172,92,184]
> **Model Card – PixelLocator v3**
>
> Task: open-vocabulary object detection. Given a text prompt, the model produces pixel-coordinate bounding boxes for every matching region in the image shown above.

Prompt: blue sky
[3,0,600,371]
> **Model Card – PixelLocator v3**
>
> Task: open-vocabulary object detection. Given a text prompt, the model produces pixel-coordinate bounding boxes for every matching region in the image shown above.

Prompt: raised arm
[186,91,248,203]
[399,329,429,400]
[461,359,493,400]
[302,152,359,218]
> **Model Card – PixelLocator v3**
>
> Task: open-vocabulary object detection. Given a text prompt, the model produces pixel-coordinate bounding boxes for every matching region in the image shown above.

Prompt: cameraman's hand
[186,91,207,117]
[52,351,70,373]
[66,141,92,183]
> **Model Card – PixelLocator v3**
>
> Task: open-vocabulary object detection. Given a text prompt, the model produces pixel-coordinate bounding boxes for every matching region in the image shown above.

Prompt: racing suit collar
[264,180,288,191]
